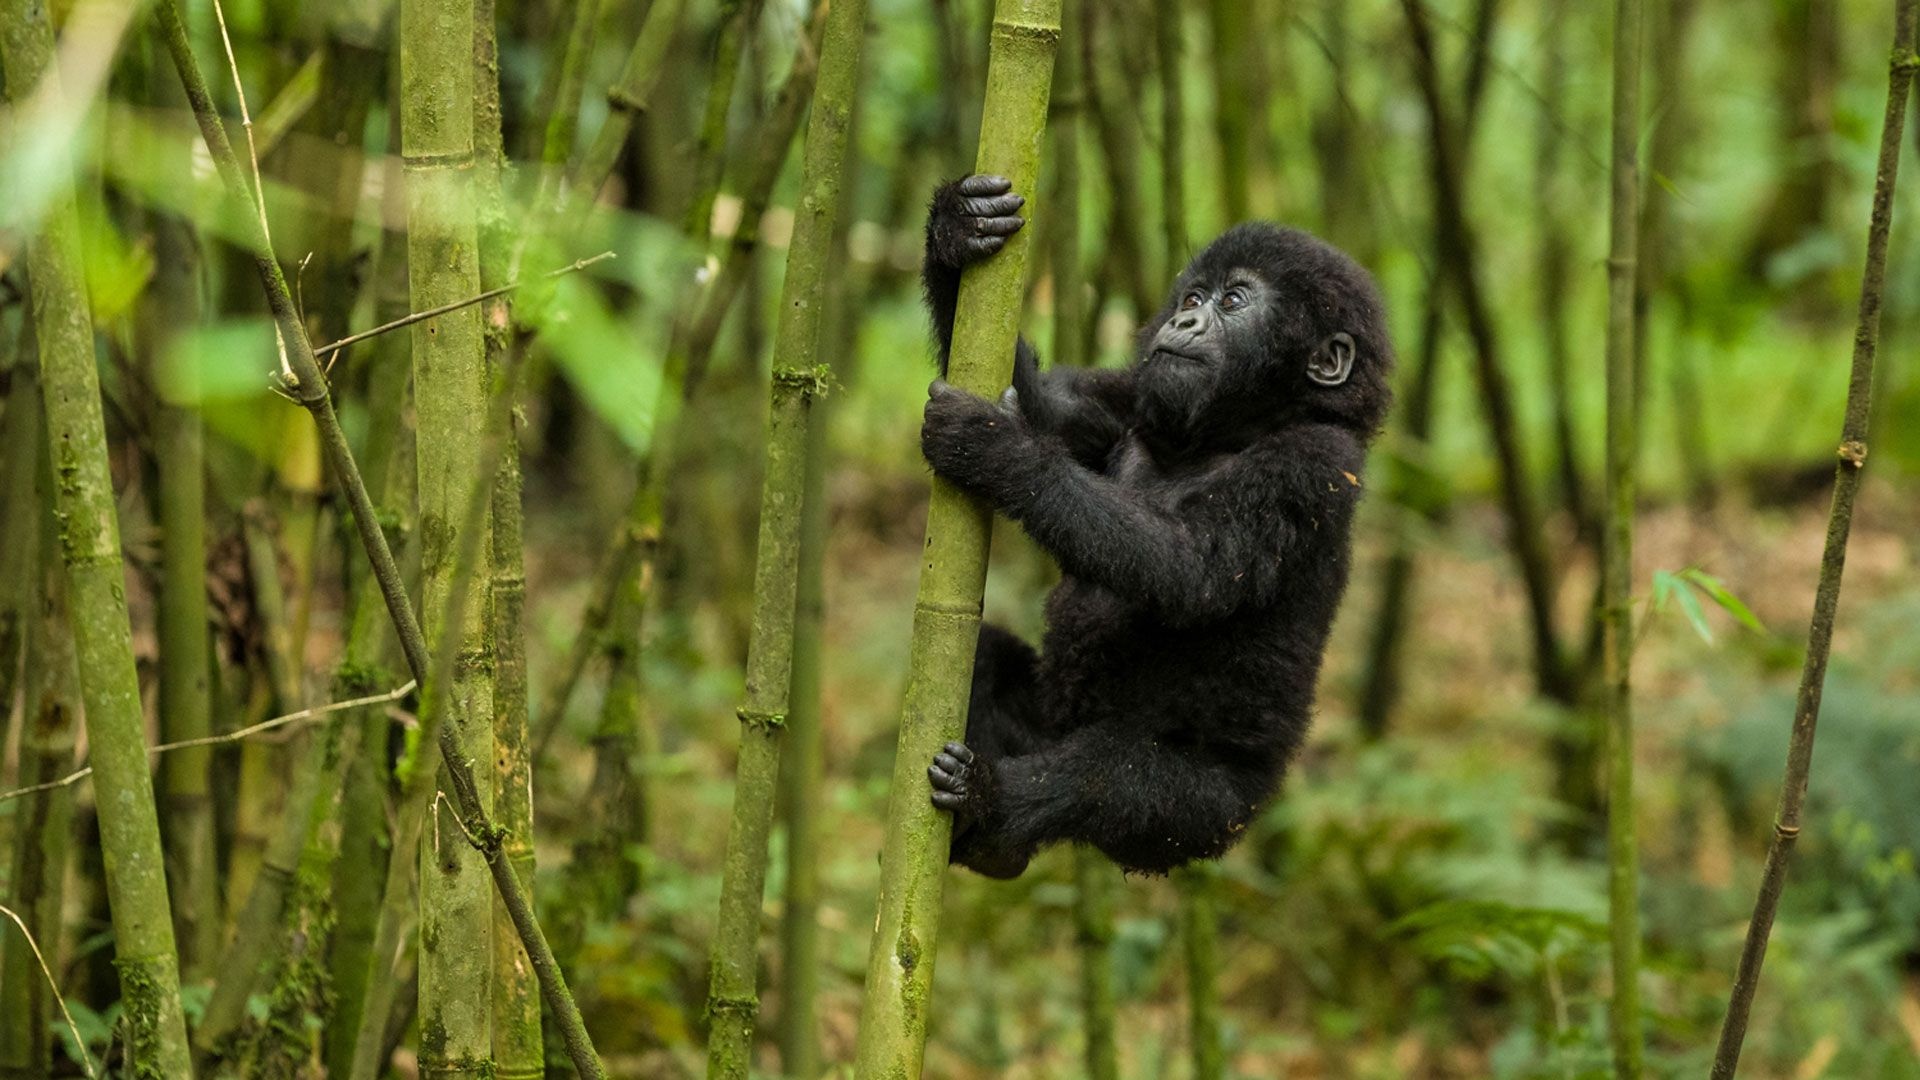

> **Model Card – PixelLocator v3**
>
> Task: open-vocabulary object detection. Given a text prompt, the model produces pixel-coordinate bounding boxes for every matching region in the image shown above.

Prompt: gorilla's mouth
[1151,347,1206,365]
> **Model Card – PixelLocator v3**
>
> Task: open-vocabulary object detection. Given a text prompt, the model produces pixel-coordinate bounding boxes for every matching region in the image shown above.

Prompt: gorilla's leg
[935,723,1270,877]
[930,625,1051,878]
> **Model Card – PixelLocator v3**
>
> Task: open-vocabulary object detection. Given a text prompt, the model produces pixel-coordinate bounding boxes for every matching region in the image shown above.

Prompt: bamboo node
[1893,53,1920,75]
[607,83,649,115]
[1774,822,1802,841]
[706,995,759,1020]
[773,364,834,398]
[401,149,476,171]
[1837,441,1868,467]
[737,707,787,731]
[991,21,1062,46]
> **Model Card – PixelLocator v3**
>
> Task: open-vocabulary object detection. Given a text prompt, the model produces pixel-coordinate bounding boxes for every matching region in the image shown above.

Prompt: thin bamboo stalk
[852,5,1060,1076]
[704,4,866,1075]
[1156,0,1186,278]
[567,10,828,925]
[1600,0,1646,1074]
[472,2,544,1072]
[0,3,192,1070]
[1178,864,1224,1080]
[0,354,80,1080]
[1709,4,1918,1076]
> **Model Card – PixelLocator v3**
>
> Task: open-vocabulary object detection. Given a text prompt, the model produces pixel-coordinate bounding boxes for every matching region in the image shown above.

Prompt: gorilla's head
[1134,223,1393,450]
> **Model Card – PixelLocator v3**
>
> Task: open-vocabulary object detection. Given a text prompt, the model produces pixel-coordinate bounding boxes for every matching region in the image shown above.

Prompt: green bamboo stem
[1050,19,1118,1076]
[1600,0,1645,1075]
[1,3,193,1072]
[704,5,866,1076]
[533,0,801,759]
[1155,0,1186,276]
[1710,5,1918,1076]
[852,5,1060,1076]
[566,10,827,924]
[1178,864,1224,1080]
[1072,850,1120,1080]
[554,0,692,242]
[0,328,29,743]
[472,3,544,1073]
[776,68,873,1080]
[157,4,606,1075]
[1397,0,1572,706]
[195,514,328,1061]
[1080,0,1154,316]
[401,0,499,1067]
[326,103,417,1080]
[1205,0,1251,223]
[141,128,220,985]
[0,357,79,1080]
[1048,0,1086,373]
[684,0,765,238]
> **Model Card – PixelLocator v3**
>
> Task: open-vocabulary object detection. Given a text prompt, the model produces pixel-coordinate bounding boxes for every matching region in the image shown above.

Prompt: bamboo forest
[3,0,1920,1076]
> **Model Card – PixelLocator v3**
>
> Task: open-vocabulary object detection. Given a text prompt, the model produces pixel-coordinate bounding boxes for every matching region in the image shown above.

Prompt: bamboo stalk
[1178,864,1224,1080]
[0,353,80,1080]
[472,2,544,1072]
[0,3,193,1071]
[704,3,866,1075]
[1709,4,1918,1076]
[1072,852,1120,1080]
[555,0,692,241]
[1600,0,1645,1074]
[852,5,1060,1076]
[566,9,828,925]
[1080,0,1154,316]
[1356,0,1502,740]
[684,0,766,238]
[141,98,221,986]
[400,0,499,1065]
[1155,0,1186,278]
[1050,18,1117,1076]
[326,98,417,1080]
[157,4,607,1075]
[1397,0,1572,706]
[1205,0,1251,223]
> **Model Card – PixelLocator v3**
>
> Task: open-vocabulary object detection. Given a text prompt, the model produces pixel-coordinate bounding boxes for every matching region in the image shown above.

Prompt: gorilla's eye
[1180,290,1204,310]
[1221,288,1247,311]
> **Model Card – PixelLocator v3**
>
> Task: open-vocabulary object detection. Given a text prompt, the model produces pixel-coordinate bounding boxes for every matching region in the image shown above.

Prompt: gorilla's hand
[927,174,1026,270]
[921,379,1037,497]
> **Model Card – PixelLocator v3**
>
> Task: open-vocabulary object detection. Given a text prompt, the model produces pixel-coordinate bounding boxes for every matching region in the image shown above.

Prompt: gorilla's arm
[922,402,1362,626]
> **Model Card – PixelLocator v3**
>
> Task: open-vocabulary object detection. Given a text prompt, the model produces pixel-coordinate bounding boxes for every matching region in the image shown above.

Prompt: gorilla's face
[1133,224,1392,451]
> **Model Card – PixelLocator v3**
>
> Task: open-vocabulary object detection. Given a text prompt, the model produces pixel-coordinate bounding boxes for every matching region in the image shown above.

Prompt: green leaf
[1680,569,1767,635]
[1672,578,1714,643]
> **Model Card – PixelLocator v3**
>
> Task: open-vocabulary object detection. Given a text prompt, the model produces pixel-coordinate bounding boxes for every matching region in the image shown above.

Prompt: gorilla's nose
[1172,310,1203,332]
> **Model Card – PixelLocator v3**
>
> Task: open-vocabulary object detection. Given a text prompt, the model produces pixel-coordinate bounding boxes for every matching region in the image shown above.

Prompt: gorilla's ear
[1307,332,1355,387]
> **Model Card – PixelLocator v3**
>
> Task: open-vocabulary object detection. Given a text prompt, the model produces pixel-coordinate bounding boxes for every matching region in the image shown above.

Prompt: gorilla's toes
[928,741,983,814]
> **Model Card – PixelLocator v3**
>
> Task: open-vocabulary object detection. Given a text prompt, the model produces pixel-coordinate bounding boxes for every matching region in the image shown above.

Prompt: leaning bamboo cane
[703,2,867,1076]
[0,4,193,1072]
[1710,4,1918,1076]
[852,5,1061,1077]
[1600,0,1646,1076]
[156,4,606,1074]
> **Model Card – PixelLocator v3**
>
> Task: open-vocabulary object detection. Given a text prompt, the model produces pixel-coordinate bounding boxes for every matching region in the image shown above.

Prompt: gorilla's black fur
[916,175,1393,878]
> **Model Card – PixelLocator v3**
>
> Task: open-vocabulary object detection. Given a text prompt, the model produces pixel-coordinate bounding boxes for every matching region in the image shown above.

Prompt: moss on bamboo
[852,5,1062,1076]
[1,2,192,1072]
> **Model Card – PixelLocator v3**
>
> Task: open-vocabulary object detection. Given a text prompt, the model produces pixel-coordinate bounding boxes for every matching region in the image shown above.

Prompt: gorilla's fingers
[934,751,968,774]
[944,741,976,764]
[972,214,1025,237]
[957,174,1012,196]
[963,235,1007,258]
[931,789,967,812]
[961,193,1025,217]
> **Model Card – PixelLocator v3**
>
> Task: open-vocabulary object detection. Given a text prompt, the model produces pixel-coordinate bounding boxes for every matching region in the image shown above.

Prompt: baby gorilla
[917,175,1394,878]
